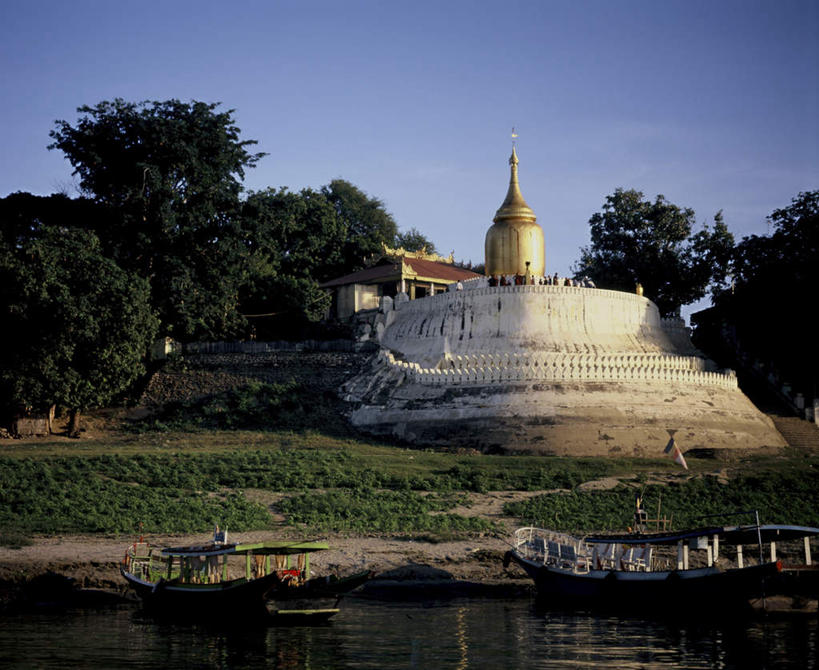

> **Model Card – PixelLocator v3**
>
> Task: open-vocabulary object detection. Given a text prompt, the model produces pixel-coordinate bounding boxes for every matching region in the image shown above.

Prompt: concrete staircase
[737,372,819,449]
[768,414,819,450]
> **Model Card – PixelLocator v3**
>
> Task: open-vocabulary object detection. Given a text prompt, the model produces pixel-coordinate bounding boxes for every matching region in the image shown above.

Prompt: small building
[320,246,481,320]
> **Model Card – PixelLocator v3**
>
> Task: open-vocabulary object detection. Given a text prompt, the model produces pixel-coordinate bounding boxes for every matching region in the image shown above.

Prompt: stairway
[736,373,819,449]
[768,414,819,450]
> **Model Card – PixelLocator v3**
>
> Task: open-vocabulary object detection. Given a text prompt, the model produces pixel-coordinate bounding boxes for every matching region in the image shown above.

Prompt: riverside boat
[121,529,369,621]
[502,523,816,613]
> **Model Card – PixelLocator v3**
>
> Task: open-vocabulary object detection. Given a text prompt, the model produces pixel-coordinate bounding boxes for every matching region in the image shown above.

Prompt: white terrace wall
[376,349,737,390]
[381,284,699,367]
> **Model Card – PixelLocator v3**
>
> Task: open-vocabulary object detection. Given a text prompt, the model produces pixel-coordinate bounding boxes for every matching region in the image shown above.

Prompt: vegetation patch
[0,458,271,535]
[2,438,815,537]
[504,470,819,532]
[128,381,350,435]
[277,489,495,535]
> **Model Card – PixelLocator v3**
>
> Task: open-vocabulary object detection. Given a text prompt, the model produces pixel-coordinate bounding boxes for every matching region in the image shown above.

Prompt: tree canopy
[321,179,398,276]
[1,97,437,429]
[574,188,734,316]
[395,227,438,255]
[238,187,341,330]
[49,99,265,341]
[0,225,158,434]
[694,190,818,396]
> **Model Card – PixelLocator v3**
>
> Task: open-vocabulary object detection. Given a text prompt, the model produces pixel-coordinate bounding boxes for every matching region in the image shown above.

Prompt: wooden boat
[503,524,794,613]
[121,529,369,621]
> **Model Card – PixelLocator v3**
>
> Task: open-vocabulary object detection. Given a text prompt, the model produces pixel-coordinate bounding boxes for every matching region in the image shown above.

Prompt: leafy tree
[238,187,340,331]
[0,226,158,436]
[0,192,104,248]
[238,182,402,334]
[321,179,398,275]
[48,99,265,341]
[695,190,818,396]
[395,227,438,254]
[574,188,734,316]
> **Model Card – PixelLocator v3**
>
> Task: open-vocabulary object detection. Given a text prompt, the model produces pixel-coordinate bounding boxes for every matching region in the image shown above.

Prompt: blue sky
[2,0,817,315]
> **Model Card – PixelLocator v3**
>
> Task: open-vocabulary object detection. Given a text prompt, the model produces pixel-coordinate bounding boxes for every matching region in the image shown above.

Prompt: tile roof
[319,257,480,288]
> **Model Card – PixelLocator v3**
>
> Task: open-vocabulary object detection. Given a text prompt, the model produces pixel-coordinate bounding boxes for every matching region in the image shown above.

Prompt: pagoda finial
[494,140,533,223]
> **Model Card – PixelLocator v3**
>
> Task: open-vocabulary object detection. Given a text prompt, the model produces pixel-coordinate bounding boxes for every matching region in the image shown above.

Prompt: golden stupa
[484,146,545,276]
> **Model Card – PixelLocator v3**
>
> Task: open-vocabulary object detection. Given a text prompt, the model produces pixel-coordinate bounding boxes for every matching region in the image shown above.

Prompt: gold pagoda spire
[484,144,545,277]
[493,146,536,223]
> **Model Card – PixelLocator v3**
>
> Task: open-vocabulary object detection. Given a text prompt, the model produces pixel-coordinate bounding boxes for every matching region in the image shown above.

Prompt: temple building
[341,149,786,456]
[320,246,480,320]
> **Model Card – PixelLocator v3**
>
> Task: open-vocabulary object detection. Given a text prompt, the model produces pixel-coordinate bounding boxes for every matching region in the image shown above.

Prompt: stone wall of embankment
[140,350,371,407]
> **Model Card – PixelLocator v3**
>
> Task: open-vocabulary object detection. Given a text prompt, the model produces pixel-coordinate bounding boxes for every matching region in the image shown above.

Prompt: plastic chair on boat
[547,541,561,566]
[620,544,652,571]
[593,543,617,570]
[619,547,635,570]
[536,537,547,562]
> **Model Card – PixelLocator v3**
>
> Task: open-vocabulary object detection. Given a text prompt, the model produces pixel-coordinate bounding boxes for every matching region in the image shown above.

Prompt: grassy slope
[2,378,817,545]
[2,419,818,546]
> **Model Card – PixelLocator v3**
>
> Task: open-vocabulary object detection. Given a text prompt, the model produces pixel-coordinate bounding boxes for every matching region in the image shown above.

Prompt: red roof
[320,257,480,288]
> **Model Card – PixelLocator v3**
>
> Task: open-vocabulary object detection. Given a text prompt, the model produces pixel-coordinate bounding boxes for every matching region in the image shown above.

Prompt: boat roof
[160,540,330,558]
[585,524,819,546]
[585,527,725,546]
[722,524,819,545]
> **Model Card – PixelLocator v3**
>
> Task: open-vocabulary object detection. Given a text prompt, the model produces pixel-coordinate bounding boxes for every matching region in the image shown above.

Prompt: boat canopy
[721,524,819,545]
[585,524,819,547]
[160,540,330,558]
[585,527,725,546]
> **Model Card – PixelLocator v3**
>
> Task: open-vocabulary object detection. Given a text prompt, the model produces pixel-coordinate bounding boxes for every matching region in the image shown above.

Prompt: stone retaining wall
[141,351,370,407]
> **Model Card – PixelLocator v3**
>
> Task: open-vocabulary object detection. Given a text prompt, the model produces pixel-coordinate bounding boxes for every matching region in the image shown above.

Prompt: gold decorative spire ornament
[484,139,545,276]
[493,146,536,224]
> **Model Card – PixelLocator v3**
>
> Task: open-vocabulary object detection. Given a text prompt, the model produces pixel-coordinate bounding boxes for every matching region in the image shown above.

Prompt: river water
[0,597,815,669]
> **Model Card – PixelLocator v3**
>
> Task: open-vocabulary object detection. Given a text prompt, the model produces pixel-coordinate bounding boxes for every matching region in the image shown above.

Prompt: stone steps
[769,414,819,449]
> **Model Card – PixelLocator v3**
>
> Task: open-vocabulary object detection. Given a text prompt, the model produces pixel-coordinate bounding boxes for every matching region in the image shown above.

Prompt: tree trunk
[68,408,82,438]
[47,404,56,434]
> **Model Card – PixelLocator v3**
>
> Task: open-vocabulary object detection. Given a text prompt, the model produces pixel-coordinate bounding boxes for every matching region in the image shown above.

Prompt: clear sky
[2,0,817,314]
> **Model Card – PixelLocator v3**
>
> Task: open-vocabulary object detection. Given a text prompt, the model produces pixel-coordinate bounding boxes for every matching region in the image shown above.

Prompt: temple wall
[381,285,699,366]
[376,349,736,389]
[344,283,786,454]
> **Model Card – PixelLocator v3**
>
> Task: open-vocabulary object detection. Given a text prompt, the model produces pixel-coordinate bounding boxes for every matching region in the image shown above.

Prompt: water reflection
[0,598,815,669]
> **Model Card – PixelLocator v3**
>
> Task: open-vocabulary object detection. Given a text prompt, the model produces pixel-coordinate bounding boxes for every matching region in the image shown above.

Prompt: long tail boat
[121,529,369,621]
[504,521,818,614]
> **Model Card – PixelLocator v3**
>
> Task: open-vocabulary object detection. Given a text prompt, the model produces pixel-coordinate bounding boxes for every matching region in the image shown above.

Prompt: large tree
[239,187,341,328]
[695,190,818,396]
[321,179,398,276]
[0,192,104,248]
[0,226,158,435]
[575,188,734,316]
[237,181,404,334]
[395,227,438,255]
[48,99,265,341]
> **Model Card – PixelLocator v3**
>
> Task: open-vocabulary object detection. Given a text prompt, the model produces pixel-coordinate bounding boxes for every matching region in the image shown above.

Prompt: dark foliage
[575,189,734,316]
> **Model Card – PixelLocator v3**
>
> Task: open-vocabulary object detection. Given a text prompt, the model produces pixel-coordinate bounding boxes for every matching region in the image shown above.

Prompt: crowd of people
[486,273,596,288]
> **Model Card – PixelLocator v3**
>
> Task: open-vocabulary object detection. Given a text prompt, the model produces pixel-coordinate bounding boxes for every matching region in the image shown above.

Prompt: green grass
[504,469,819,532]
[0,447,624,536]
[2,417,817,538]
[278,489,495,534]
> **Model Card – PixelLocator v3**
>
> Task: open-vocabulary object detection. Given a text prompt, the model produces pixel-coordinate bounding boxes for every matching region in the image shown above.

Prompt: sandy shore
[0,531,528,597]
[0,486,543,604]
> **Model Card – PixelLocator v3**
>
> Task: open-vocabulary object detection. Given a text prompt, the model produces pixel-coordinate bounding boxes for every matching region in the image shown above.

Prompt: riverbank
[0,530,530,607]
